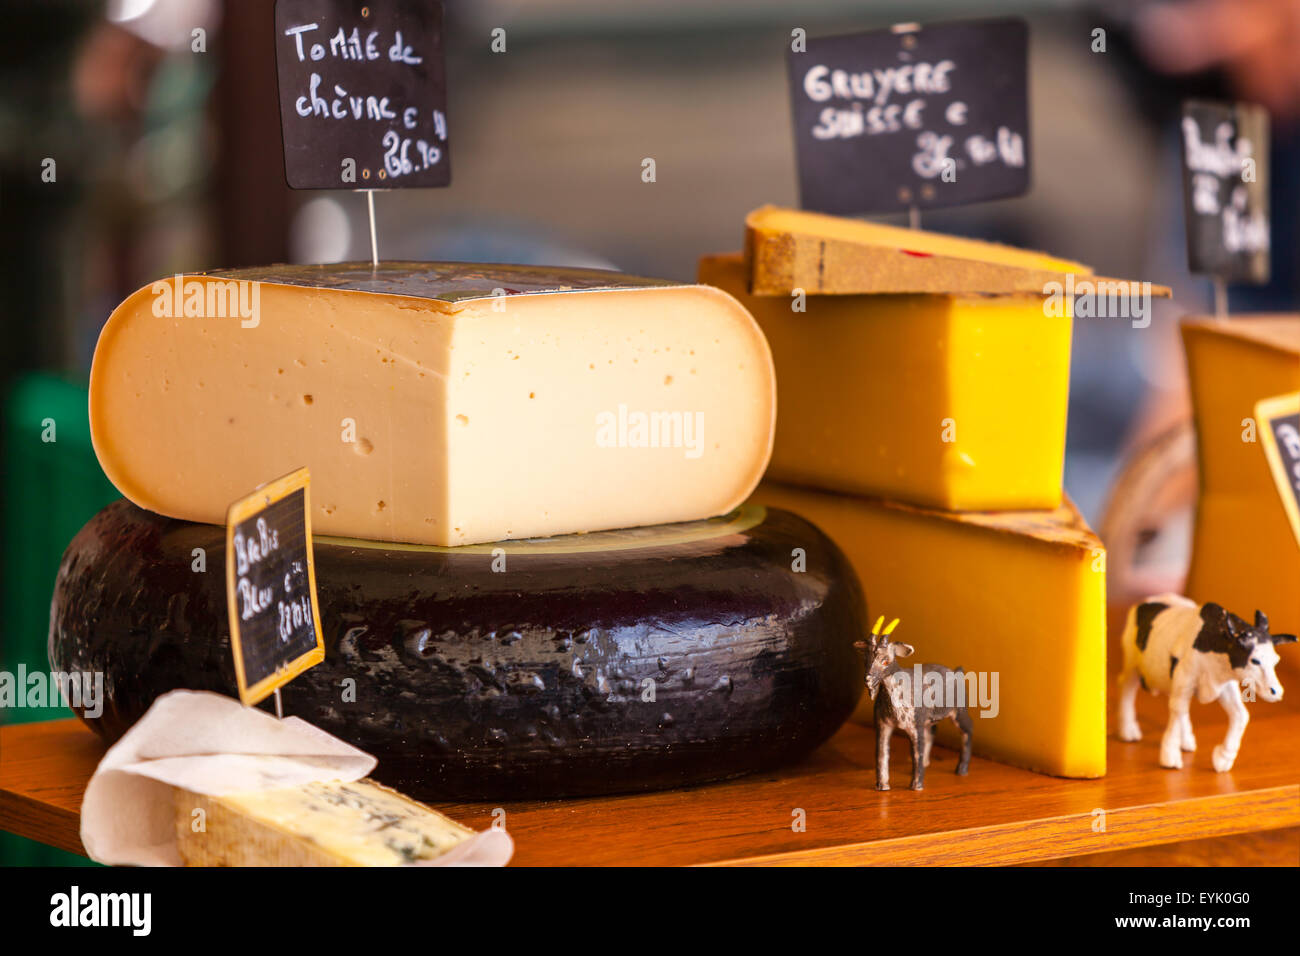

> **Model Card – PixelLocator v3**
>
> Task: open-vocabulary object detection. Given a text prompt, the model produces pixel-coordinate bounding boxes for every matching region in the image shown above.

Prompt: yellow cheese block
[701,253,1070,510]
[90,263,775,546]
[174,778,475,866]
[1182,317,1300,672]
[753,482,1107,778]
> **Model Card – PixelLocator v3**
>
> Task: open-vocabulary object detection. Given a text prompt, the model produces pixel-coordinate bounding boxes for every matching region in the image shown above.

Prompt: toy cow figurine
[855,616,972,791]
[1118,594,1295,772]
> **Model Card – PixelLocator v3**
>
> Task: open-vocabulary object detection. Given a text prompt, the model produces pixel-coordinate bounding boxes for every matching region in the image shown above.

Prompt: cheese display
[175,778,474,866]
[747,205,1100,296]
[753,482,1107,778]
[49,499,866,800]
[89,262,776,547]
[1182,317,1300,669]
[700,253,1071,510]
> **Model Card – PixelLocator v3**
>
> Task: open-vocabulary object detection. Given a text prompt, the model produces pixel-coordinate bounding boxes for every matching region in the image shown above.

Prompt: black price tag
[1180,100,1270,283]
[274,0,450,190]
[1257,392,1300,549]
[226,467,325,706]
[786,18,1029,216]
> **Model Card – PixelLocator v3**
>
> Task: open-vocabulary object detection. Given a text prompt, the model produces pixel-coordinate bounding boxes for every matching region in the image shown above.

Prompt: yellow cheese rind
[174,778,474,867]
[744,206,1169,297]
[90,272,776,546]
[1182,317,1300,673]
[753,482,1108,779]
[700,253,1070,511]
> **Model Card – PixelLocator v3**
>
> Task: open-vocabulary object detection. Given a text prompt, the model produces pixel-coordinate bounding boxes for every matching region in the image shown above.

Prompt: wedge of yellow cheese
[744,206,1171,298]
[745,205,1091,296]
[90,263,775,546]
[1183,317,1300,674]
[701,253,1070,511]
[753,481,1107,778]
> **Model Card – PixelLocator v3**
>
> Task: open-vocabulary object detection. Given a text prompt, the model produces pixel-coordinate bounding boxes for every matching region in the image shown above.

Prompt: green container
[2,373,118,865]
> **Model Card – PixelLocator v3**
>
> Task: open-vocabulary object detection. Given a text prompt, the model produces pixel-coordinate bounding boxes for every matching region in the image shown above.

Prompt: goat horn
[883,618,901,635]
[872,616,884,635]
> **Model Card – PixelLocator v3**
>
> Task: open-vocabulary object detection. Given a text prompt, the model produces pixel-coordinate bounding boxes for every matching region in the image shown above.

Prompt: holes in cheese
[1182,317,1300,675]
[89,264,775,546]
[754,481,1108,779]
[700,253,1069,511]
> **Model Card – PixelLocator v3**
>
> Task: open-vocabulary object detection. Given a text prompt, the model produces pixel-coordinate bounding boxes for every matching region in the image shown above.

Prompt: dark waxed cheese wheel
[49,500,866,800]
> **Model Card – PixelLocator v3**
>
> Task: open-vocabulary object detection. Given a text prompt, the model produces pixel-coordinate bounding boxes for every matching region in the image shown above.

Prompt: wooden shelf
[3,706,1296,865]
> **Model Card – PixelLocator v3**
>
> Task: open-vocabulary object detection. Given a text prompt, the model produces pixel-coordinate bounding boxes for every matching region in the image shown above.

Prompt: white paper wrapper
[80,689,513,867]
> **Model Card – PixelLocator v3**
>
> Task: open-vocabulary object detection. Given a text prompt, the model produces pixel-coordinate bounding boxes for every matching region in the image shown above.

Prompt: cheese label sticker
[226,467,325,706]
[786,18,1030,216]
[274,0,450,189]
[1180,99,1270,283]
[1256,391,1300,549]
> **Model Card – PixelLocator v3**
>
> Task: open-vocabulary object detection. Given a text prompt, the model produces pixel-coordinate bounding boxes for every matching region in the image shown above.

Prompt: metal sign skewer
[365,189,379,269]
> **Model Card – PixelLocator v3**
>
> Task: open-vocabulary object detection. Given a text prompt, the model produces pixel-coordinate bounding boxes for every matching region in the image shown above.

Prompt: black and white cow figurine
[1118,594,1295,772]
[855,616,973,791]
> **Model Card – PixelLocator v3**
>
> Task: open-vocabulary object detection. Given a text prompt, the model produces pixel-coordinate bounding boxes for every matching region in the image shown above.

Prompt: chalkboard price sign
[1257,392,1300,549]
[786,18,1030,216]
[1180,100,1270,283]
[274,0,450,190]
[225,467,325,706]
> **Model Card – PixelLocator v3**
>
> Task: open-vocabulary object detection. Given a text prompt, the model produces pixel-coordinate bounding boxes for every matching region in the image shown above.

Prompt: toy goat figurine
[1118,594,1295,772]
[855,616,972,791]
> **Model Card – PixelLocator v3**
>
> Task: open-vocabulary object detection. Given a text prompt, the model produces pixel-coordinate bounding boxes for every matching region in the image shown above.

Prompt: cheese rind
[51,500,866,800]
[89,263,775,546]
[752,482,1108,778]
[1182,317,1300,671]
[744,206,1170,297]
[701,253,1070,510]
[174,778,474,866]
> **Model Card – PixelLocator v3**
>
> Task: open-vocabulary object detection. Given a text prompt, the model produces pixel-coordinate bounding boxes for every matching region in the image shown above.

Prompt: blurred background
[2,0,1298,861]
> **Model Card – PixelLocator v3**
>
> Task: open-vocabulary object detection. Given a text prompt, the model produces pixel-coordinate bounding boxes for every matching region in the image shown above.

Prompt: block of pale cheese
[175,778,474,866]
[753,482,1107,779]
[89,262,775,546]
[701,253,1069,510]
[744,205,1170,297]
[51,499,866,800]
[1182,317,1300,674]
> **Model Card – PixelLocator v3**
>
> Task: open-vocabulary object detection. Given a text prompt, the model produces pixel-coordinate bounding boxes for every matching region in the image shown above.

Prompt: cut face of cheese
[744,206,1170,298]
[89,263,775,546]
[752,482,1108,778]
[1182,317,1300,674]
[700,253,1070,511]
[174,778,475,866]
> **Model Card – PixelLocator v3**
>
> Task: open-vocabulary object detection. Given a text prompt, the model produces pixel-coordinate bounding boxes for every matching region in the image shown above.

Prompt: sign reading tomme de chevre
[226,467,325,706]
[274,0,450,189]
[1256,392,1300,549]
[786,18,1030,216]
[1180,99,1270,283]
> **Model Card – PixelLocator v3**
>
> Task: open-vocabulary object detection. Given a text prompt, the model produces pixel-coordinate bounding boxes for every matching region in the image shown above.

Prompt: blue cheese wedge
[174,778,475,866]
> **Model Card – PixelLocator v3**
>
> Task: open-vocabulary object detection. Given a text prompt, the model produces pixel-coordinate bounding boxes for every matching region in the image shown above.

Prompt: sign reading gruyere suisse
[226,467,325,706]
[1180,100,1270,283]
[787,18,1029,215]
[1256,392,1300,549]
[274,0,450,189]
